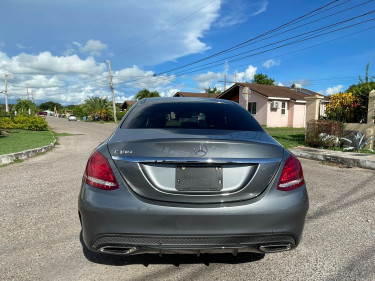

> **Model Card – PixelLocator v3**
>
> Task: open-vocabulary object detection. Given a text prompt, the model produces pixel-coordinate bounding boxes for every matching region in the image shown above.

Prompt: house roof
[218,83,318,101]
[120,100,136,111]
[174,92,220,98]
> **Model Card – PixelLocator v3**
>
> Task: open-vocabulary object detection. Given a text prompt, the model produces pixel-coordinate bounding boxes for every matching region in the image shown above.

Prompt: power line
[186,25,374,78]
[224,0,373,55]
[155,0,343,75]
[171,18,375,76]
[163,9,375,76]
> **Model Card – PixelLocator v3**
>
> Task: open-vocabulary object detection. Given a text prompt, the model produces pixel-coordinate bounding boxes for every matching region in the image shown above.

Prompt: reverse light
[84,150,119,190]
[277,154,305,191]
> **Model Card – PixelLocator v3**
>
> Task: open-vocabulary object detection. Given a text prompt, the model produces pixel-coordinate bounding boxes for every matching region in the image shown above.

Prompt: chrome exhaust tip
[99,246,139,255]
[259,244,292,253]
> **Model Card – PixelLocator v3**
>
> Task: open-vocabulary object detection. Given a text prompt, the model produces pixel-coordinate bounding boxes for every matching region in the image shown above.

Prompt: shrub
[25,116,48,131]
[306,120,343,147]
[325,92,360,122]
[116,111,126,121]
[13,115,48,131]
[0,117,16,129]
[0,111,13,118]
[341,131,375,152]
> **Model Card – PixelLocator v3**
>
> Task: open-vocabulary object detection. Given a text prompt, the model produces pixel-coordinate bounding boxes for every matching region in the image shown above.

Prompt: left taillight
[277,154,305,191]
[84,150,119,190]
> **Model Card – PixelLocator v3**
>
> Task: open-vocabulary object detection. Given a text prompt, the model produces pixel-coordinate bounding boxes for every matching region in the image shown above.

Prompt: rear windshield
[121,101,263,131]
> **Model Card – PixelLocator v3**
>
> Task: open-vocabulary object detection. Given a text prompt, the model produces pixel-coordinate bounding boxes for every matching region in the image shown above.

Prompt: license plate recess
[175,166,223,191]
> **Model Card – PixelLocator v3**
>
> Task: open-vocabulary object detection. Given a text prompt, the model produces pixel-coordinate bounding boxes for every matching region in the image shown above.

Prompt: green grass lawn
[0,129,55,155]
[264,127,306,149]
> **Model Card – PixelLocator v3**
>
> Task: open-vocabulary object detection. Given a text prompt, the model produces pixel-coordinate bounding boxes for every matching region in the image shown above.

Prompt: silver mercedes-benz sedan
[78,97,308,256]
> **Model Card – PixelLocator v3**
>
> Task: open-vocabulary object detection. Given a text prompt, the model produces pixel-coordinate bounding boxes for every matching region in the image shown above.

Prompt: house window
[248,102,257,114]
[281,102,286,115]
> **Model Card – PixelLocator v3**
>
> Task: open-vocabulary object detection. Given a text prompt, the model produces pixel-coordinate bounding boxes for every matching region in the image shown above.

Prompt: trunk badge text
[114,150,133,155]
[194,144,208,157]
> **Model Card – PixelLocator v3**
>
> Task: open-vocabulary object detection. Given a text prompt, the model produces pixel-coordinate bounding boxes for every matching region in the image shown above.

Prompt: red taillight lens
[84,151,119,190]
[277,154,305,191]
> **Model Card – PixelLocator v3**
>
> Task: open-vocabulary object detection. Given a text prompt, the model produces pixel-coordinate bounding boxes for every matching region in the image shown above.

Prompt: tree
[14,99,37,116]
[251,73,275,85]
[205,87,221,97]
[39,101,62,111]
[82,97,113,120]
[135,89,160,100]
[65,104,85,117]
[345,63,375,122]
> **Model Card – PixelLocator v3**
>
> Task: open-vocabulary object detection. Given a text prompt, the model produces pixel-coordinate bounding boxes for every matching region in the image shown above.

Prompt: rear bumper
[91,234,295,255]
[78,182,309,255]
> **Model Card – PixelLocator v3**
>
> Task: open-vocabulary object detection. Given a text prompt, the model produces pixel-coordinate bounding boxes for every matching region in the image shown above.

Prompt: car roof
[140,97,236,105]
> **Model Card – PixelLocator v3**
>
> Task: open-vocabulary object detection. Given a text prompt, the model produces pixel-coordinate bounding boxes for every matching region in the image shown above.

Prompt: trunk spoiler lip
[111,156,282,164]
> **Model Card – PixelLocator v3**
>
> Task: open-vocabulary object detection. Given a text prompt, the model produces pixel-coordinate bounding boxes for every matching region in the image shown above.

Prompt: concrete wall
[250,92,268,125]
[267,100,289,127]
[288,101,294,127]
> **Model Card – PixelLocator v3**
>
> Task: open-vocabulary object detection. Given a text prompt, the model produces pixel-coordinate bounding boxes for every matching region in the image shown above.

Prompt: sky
[1,0,375,105]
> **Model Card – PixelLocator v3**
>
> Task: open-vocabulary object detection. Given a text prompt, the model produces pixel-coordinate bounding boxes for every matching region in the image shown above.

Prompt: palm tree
[135,89,160,100]
[82,97,113,120]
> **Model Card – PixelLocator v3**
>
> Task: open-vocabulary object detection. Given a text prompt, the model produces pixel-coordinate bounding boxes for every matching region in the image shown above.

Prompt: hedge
[0,116,48,131]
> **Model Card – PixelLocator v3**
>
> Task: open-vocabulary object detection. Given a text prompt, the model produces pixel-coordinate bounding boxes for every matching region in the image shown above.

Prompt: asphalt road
[1,116,374,281]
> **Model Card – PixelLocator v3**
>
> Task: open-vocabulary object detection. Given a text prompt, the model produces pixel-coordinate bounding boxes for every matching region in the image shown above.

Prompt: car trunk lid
[108,129,283,204]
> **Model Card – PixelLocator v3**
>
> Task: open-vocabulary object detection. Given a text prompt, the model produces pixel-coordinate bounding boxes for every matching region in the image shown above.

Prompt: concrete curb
[290,147,375,170]
[0,132,57,165]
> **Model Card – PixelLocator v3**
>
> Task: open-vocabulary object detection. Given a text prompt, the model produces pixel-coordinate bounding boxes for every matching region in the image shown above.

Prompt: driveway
[1,117,374,280]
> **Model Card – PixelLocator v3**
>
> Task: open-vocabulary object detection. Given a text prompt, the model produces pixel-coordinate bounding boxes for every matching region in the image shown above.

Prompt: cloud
[2,1,222,68]
[16,43,27,49]
[252,1,268,16]
[236,65,257,82]
[109,0,221,66]
[80,39,107,57]
[194,71,223,90]
[0,51,105,75]
[0,50,180,105]
[193,64,257,90]
[325,85,343,95]
[216,1,268,27]
[263,59,280,69]
[277,82,284,86]
[159,88,181,97]
[244,65,257,80]
[64,40,107,57]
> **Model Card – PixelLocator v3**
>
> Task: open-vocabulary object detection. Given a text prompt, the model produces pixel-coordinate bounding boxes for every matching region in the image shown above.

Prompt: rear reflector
[277,154,304,191]
[84,150,119,190]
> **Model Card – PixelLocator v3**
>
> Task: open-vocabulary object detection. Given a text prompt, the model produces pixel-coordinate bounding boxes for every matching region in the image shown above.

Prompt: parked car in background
[38,111,47,117]
[68,114,77,121]
[78,98,309,257]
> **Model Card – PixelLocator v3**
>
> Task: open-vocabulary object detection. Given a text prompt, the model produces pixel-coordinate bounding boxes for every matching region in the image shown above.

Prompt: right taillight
[84,150,119,190]
[277,154,305,191]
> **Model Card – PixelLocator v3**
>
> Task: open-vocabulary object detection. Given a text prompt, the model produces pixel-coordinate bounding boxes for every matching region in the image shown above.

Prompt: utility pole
[105,60,117,123]
[218,75,237,92]
[4,74,9,112]
[26,83,30,100]
[31,90,35,104]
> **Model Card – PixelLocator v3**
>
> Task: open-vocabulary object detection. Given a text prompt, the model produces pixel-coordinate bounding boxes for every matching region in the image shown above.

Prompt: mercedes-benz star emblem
[194,144,208,157]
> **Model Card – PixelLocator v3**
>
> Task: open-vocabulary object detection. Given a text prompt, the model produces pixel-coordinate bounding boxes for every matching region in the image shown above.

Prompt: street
[1,117,374,281]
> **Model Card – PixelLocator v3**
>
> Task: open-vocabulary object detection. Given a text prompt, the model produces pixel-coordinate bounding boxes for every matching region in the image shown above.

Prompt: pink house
[217,83,319,128]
